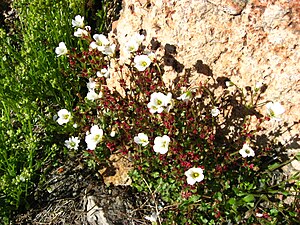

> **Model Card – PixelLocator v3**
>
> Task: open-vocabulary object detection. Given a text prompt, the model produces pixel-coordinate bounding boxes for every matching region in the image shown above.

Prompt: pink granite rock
[110,0,300,170]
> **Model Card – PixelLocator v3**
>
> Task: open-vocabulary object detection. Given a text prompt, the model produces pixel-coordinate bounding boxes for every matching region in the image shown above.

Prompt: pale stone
[291,160,300,171]
[85,196,109,225]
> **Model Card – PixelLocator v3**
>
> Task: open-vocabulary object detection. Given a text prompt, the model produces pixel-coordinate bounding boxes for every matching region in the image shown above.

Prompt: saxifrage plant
[54,16,299,224]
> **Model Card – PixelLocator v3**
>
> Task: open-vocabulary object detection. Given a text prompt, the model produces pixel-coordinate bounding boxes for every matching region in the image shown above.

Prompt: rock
[291,159,300,171]
[99,153,133,186]
[221,0,248,15]
[111,0,300,155]
[85,196,110,225]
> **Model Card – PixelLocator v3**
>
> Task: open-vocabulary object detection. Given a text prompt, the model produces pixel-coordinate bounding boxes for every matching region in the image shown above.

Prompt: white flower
[225,81,234,87]
[102,44,116,56]
[144,50,156,62]
[177,91,192,102]
[255,213,264,218]
[55,42,68,57]
[165,92,174,112]
[145,212,158,223]
[266,102,285,121]
[87,78,97,91]
[85,125,104,150]
[150,92,169,107]
[86,79,102,101]
[211,107,220,117]
[147,92,169,114]
[97,68,110,78]
[72,15,84,28]
[57,109,72,125]
[134,55,151,71]
[239,143,255,158]
[147,52,156,61]
[147,92,173,113]
[110,130,116,137]
[132,33,145,44]
[125,39,139,54]
[64,136,80,150]
[184,168,204,185]
[147,101,164,114]
[74,28,88,37]
[90,34,110,52]
[153,135,170,154]
[73,123,78,128]
[134,133,149,146]
[86,90,102,101]
[255,81,263,90]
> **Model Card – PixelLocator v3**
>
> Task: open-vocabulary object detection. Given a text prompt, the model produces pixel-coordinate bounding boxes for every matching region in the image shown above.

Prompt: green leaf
[243,194,255,203]
[151,172,160,178]
[289,211,296,217]
[268,162,281,171]
[228,198,236,205]
[225,181,230,189]
[214,192,222,201]
[188,195,200,203]
[295,152,300,161]
[270,208,278,216]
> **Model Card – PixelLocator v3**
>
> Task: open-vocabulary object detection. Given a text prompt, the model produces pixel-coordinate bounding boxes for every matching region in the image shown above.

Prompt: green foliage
[6,0,85,107]
[95,0,122,33]
[0,101,36,219]
[0,0,86,222]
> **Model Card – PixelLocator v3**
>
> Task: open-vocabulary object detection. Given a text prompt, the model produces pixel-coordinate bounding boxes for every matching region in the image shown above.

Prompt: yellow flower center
[161,141,167,148]
[70,142,76,147]
[192,172,200,178]
[93,134,101,142]
[141,61,148,67]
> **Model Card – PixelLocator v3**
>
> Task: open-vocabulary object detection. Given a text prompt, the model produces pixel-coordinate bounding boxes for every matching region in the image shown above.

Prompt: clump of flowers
[53,16,298,224]
[86,78,102,101]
